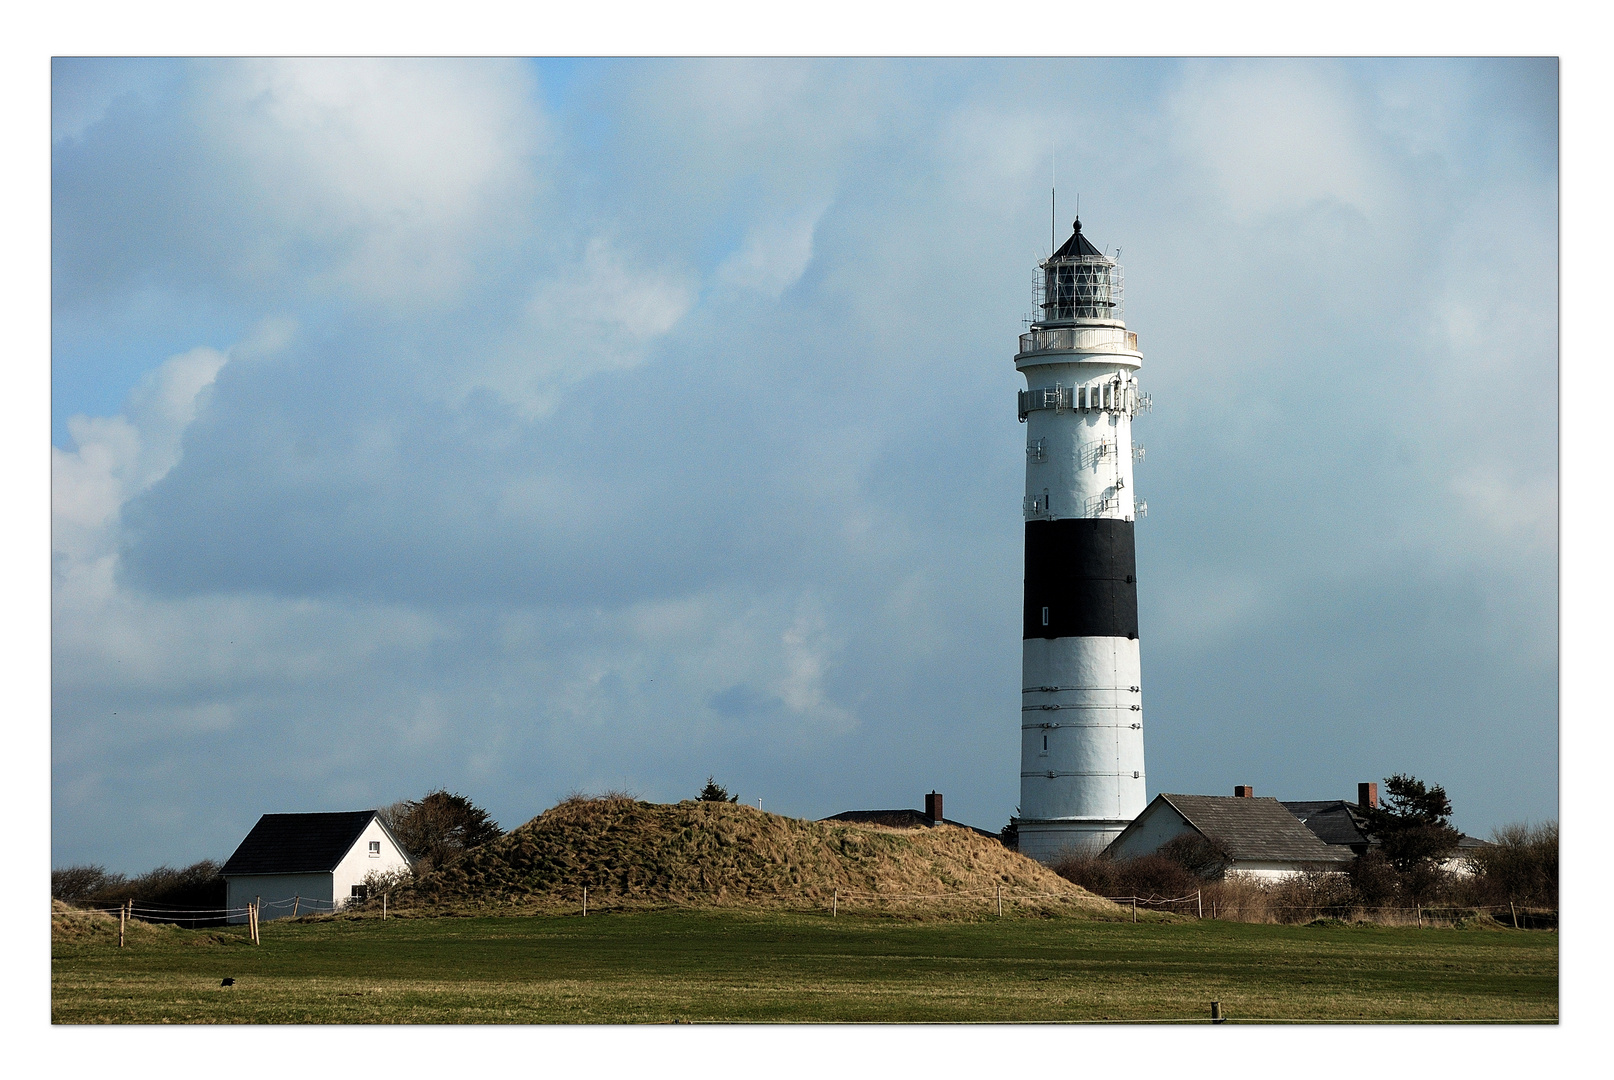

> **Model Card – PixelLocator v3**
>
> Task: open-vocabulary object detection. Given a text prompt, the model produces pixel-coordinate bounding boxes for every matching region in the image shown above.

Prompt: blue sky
[51,58,1558,871]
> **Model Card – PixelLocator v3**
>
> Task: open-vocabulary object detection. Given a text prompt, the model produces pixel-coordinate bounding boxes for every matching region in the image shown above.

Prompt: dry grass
[394,796,1122,919]
[50,900,235,947]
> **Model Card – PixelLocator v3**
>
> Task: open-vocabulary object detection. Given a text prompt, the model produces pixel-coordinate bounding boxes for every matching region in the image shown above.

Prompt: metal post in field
[1131,897,1137,923]
[1197,890,1203,919]
[384,892,388,920]
[293,895,299,918]
[1416,905,1422,929]
[583,887,587,917]
[119,899,126,947]
[832,888,837,917]
[1510,901,1518,929]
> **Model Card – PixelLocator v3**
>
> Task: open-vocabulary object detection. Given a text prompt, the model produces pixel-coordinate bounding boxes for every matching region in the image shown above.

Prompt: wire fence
[54,886,1558,932]
[53,892,345,927]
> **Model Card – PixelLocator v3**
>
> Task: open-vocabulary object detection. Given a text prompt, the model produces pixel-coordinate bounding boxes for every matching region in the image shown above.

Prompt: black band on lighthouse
[1023,518,1139,639]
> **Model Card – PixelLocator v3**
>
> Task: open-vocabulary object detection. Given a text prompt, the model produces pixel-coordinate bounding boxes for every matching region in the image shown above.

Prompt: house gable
[1106,795,1199,860]
[331,816,412,901]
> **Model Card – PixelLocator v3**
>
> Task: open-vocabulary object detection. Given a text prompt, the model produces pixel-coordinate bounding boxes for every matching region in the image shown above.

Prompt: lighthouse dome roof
[1050,217,1105,261]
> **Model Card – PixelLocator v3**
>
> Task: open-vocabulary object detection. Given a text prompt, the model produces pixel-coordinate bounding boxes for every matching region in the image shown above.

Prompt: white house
[220,810,412,922]
[1106,790,1355,882]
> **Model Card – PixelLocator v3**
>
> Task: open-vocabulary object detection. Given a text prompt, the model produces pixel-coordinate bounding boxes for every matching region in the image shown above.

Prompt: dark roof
[1154,794,1354,864]
[1284,800,1489,851]
[822,809,999,840]
[1283,800,1376,848]
[221,810,381,876]
[1050,217,1104,260]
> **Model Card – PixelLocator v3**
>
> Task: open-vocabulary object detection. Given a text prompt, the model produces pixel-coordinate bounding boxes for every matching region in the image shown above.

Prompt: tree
[698,777,739,803]
[382,790,502,871]
[1361,774,1463,872]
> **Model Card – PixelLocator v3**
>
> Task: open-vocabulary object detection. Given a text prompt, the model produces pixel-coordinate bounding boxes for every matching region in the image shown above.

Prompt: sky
[50,57,1559,872]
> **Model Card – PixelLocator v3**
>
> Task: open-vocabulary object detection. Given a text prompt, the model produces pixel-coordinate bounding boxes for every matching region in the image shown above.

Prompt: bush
[342,866,416,913]
[1050,850,1206,903]
[51,860,227,926]
[1467,821,1557,909]
[1346,850,1402,905]
[52,865,123,903]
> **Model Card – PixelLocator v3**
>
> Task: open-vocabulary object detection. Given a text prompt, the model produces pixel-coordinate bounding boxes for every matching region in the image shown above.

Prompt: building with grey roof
[1105,789,1355,881]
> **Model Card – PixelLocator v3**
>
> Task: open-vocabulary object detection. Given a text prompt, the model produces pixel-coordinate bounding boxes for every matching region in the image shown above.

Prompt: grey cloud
[54,59,1556,871]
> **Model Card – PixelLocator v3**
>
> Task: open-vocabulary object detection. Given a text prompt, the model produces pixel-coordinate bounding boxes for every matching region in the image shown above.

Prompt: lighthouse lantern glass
[1041,255,1122,323]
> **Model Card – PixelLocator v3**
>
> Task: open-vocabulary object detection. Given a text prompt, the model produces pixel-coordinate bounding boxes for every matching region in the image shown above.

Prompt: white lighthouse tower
[1012,217,1149,862]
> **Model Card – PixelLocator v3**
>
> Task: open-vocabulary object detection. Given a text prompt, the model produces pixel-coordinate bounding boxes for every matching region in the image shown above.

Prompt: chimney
[1233,785,1254,798]
[925,791,943,823]
[1357,782,1379,809]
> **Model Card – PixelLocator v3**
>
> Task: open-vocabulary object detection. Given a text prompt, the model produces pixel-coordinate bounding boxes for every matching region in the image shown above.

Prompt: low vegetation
[51,907,1558,1023]
[1053,821,1559,927]
[51,860,226,921]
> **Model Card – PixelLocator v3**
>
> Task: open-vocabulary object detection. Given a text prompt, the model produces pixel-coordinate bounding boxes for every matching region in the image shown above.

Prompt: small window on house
[1042,734,1049,751]
[368,841,381,857]
[1042,606,1050,626]
[351,884,368,900]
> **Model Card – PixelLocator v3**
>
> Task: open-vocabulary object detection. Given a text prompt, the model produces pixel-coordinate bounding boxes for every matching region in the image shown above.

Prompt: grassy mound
[402,796,1119,918]
[50,899,227,946]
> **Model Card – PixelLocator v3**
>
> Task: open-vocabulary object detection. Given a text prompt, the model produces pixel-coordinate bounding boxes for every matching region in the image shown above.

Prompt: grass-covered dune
[402,796,1114,917]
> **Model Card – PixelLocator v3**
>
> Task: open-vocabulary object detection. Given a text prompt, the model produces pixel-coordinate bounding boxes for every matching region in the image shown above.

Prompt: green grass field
[52,909,1557,1024]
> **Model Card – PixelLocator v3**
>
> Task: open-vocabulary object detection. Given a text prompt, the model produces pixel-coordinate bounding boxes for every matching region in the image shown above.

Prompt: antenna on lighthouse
[1050,152,1057,257]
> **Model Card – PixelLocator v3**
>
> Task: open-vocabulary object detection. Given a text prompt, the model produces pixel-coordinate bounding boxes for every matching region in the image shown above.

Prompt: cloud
[53,58,546,315]
[1169,61,1388,223]
[52,60,1558,871]
[53,344,226,570]
[715,203,829,298]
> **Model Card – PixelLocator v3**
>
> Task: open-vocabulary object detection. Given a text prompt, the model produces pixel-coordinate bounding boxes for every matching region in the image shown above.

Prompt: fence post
[997,883,1002,918]
[1198,890,1203,920]
[293,895,299,918]
[384,892,388,920]
[832,888,837,918]
[1416,905,1422,929]
[1210,1000,1223,1024]
[582,887,587,917]
[1510,901,1518,929]
[1132,897,1137,923]
[119,899,126,948]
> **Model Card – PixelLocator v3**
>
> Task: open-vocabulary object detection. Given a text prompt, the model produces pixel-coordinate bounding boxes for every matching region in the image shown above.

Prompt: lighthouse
[1012,217,1149,862]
